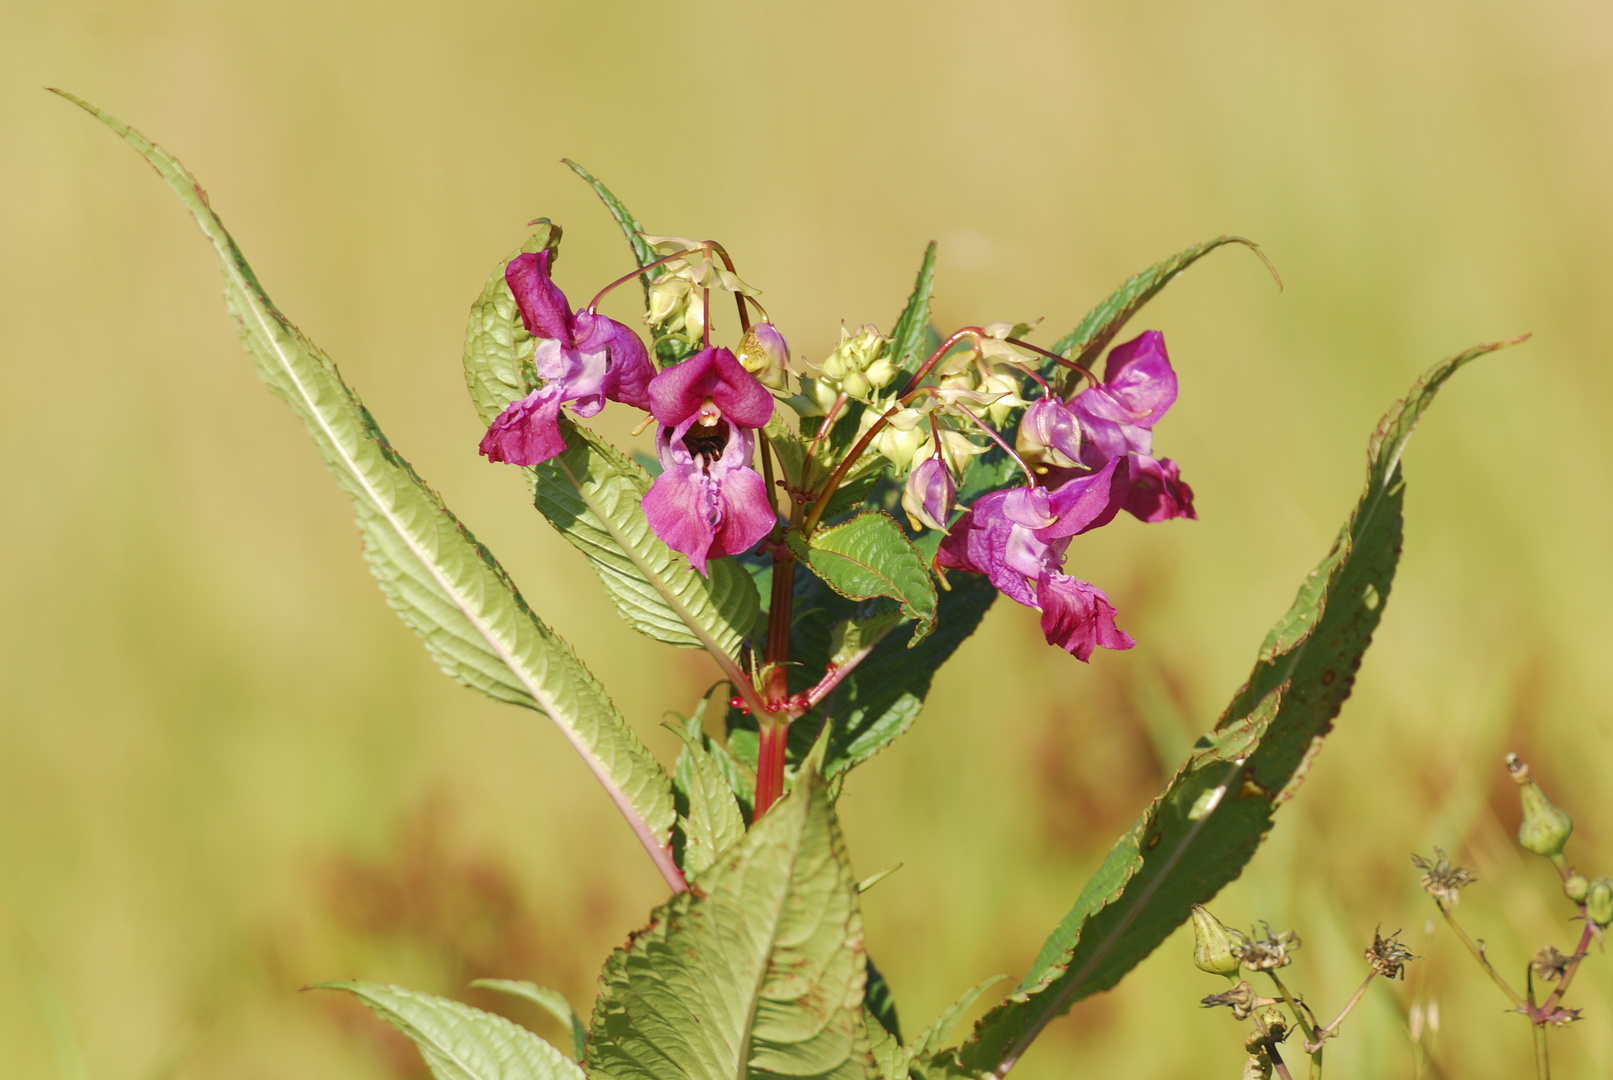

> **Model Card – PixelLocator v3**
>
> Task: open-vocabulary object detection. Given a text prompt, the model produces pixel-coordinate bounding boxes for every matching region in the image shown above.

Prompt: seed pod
[1507,754,1573,860]
[1586,878,1613,928]
[1191,904,1247,978]
[1565,874,1589,903]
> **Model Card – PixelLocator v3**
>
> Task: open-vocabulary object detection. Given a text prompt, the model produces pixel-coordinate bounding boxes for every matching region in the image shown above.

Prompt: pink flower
[1071,330,1196,521]
[641,347,777,575]
[479,250,655,466]
[937,458,1135,661]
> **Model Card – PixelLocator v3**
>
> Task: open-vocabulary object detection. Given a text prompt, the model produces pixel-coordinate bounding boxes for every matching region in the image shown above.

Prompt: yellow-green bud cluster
[814,324,896,403]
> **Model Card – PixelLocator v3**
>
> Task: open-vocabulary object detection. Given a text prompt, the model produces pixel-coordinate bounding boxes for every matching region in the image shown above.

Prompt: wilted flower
[1364,927,1418,980]
[1200,980,1274,1021]
[1015,397,1083,473]
[1070,330,1196,522]
[1411,849,1477,908]
[1542,1007,1584,1027]
[480,250,654,466]
[1235,924,1301,971]
[640,347,776,575]
[1531,946,1573,983]
[937,458,1134,660]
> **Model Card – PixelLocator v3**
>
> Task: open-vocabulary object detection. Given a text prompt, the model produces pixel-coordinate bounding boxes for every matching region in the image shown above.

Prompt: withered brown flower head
[1542,1007,1583,1027]
[1411,848,1477,907]
[1531,946,1573,983]
[1236,923,1301,971]
[1364,927,1419,979]
[1201,980,1275,1021]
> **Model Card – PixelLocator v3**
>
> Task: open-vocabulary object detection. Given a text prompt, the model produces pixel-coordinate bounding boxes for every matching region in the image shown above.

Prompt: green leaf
[1047,235,1278,384]
[864,956,902,1042]
[866,1008,906,1080]
[671,716,748,878]
[909,978,1005,1061]
[586,758,874,1080]
[470,980,586,1062]
[321,981,583,1080]
[887,242,937,381]
[829,611,905,669]
[58,91,681,887]
[462,247,761,661]
[956,339,1525,1076]
[788,512,937,638]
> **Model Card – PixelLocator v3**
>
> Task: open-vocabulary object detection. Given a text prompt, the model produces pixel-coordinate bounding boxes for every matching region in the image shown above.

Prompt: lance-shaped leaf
[887,242,937,381]
[586,756,875,1080]
[955,339,1524,1077]
[463,247,760,663]
[321,981,584,1080]
[471,980,587,1062]
[58,91,682,890]
[1046,235,1278,388]
[788,512,937,639]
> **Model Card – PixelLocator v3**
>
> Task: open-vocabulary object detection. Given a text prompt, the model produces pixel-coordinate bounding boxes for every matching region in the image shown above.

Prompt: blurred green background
[4,1,1613,1076]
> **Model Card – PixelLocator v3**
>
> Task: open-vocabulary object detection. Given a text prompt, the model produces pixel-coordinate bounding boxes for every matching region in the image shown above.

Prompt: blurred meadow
[5,0,1613,1076]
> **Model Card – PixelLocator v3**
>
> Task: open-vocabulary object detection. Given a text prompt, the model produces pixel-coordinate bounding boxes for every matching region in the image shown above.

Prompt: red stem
[754,721,790,818]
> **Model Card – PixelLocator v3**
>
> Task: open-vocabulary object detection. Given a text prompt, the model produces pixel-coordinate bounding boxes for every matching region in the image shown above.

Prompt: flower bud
[1016,397,1083,472]
[1507,754,1573,860]
[814,324,889,402]
[738,322,790,391]
[1587,878,1613,928]
[1191,904,1247,978]
[902,456,956,532]
[841,371,872,401]
[1565,874,1590,903]
[865,356,900,391]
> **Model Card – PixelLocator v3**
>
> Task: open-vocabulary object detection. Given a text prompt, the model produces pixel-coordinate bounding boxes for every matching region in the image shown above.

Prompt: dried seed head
[1235,923,1301,971]
[1255,1006,1290,1043]
[1201,980,1275,1021]
[1241,1051,1273,1080]
[1364,927,1419,980]
[1411,848,1477,908]
[1532,946,1572,983]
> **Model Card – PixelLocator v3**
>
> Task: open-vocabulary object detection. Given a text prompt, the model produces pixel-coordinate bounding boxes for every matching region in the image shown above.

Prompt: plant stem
[1532,1022,1550,1080]
[1309,973,1376,1049]
[585,249,695,312]
[1537,922,1595,1015]
[753,720,789,818]
[1436,902,1525,1009]
[1266,972,1322,1078]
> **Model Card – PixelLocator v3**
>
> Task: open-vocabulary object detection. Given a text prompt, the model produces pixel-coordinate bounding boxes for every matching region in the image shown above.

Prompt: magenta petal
[479,389,566,465]
[643,465,718,575]
[1101,330,1178,425]
[1125,455,1197,522]
[599,318,655,411]
[1039,456,1128,539]
[938,493,1039,608]
[711,465,775,560]
[505,251,575,343]
[648,347,773,428]
[903,457,955,531]
[1036,572,1134,661]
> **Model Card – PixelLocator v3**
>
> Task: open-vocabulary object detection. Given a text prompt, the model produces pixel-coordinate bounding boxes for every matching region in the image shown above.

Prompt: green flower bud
[841,371,872,401]
[1507,754,1573,860]
[1190,904,1247,978]
[1565,874,1590,903]
[737,322,790,391]
[1586,877,1613,928]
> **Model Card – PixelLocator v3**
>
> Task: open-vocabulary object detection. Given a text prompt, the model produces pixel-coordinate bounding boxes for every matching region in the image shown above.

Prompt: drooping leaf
[956,339,1524,1077]
[585,755,875,1080]
[462,247,760,661]
[887,242,937,382]
[59,91,681,886]
[788,512,937,638]
[1046,235,1278,388]
[670,716,747,878]
[321,981,584,1080]
[470,980,587,1062]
